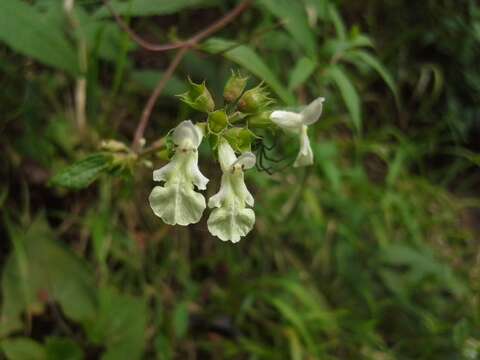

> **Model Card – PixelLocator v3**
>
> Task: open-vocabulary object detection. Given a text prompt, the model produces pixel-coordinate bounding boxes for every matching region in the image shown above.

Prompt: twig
[120,0,253,152]
[104,0,184,52]
[139,138,166,157]
[104,0,252,53]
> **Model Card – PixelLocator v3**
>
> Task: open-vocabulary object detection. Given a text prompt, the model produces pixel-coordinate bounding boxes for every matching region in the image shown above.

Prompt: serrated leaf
[95,0,214,18]
[288,57,317,90]
[0,0,79,75]
[50,153,113,190]
[346,50,400,106]
[203,38,294,105]
[326,65,362,132]
[258,0,317,57]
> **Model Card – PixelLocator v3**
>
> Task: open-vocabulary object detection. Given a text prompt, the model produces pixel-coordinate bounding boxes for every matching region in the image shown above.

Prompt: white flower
[149,120,209,226]
[207,140,256,243]
[270,97,325,167]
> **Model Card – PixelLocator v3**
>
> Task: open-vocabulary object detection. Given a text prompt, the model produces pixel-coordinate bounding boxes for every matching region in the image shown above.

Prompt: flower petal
[172,120,202,149]
[217,140,238,172]
[153,161,175,182]
[231,173,254,207]
[149,182,206,226]
[207,205,255,243]
[301,97,324,125]
[185,151,209,190]
[294,125,314,167]
[233,152,256,170]
[270,110,303,133]
[208,175,230,208]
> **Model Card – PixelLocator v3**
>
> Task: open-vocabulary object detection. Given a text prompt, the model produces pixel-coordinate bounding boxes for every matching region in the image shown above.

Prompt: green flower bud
[178,78,215,113]
[223,127,256,153]
[208,110,229,134]
[224,71,248,103]
[238,83,273,113]
[247,111,273,129]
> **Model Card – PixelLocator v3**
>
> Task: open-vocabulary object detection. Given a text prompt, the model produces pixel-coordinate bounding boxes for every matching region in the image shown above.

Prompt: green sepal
[208,110,229,134]
[247,111,273,129]
[177,78,215,113]
[229,111,248,124]
[223,127,256,153]
[238,83,274,113]
[224,70,248,103]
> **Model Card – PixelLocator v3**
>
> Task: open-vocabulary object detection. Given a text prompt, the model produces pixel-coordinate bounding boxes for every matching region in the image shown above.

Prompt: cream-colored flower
[207,140,256,243]
[270,97,325,167]
[149,120,209,226]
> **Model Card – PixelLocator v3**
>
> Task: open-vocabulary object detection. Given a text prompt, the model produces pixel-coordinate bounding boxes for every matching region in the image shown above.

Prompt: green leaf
[78,10,135,63]
[50,153,113,190]
[1,338,46,360]
[1,216,97,337]
[203,38,294,105]
[288,57,317,90]
[95,0,215,18]
[328,4,346,40]
[85,287,147,360]
[0,0,78,75]
[45,337,84,360]
[326,65,362,132]
[130,70,187,96]
[173,302,189,339]
[346,50,400,106]
[258,0,317,57]
[268,298,315,351]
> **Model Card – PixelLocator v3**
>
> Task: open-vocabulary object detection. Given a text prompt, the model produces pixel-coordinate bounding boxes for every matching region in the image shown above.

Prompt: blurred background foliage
[1,0,480,359]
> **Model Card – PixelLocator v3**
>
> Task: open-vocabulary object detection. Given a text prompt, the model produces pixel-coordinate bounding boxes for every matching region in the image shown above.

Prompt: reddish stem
[105,0,252,53]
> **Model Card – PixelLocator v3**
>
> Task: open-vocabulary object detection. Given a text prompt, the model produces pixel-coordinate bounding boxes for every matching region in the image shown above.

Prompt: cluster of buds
[149,72,325,243]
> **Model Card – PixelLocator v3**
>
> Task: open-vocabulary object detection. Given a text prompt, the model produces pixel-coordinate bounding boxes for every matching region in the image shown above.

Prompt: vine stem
[104,0,253,152]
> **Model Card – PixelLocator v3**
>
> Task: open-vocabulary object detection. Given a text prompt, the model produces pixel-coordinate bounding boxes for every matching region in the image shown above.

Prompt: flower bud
[208,110,229,134]
[223,71,248,103]
[223,127,256,153]
[178,78,215,113]
[238,83,273,113]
